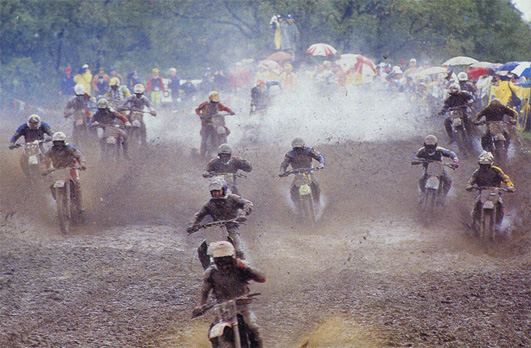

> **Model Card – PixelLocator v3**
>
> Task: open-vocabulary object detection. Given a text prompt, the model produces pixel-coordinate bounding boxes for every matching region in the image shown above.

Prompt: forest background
[0,0,530,107]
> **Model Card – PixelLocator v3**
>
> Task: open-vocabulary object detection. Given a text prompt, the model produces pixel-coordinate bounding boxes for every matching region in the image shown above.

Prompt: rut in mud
[1,93,531,348]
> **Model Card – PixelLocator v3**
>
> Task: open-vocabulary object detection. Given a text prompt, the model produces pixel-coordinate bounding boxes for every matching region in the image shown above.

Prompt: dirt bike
[203,172,247,195]
[204,112,232,158]
[448,106,474,157]
[469,186,512,242]
[44,167,83,234]
[125,108,156,151]
[91,122,127,161]
[477,120,512,165]
[417,160,457,221]
[192,293,261,348]
[66,109,96,148]
[11,138,51,184]
[188,218,246,270]
[281,167,321,224]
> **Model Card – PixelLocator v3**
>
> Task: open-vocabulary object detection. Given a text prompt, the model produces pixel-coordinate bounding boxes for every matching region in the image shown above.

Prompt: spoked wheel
[129,128,141,154]
[480,210,495,242]
[56,190,71,234]
[421,189,437,224]
[454,129,469,158]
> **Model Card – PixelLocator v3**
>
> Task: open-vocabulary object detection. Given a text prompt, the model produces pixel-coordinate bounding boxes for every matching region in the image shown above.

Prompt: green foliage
[0,0,529,107]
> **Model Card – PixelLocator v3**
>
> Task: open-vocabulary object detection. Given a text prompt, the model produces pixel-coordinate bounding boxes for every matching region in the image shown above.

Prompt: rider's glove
[150,110,157,116]
[438,110,445,116]
[453,160,460,169]
[236,259,249,269]
[279,171,288,177]
[236,215,248,223]
[80,163,87,171]
[63,112,70,119]
[90,121,99,128]
[465,185,474,192]
[186,225,199,234]
[230,111,235,115]
[8,143,16,150]
[202,172,212,178]
[192,305,204,318]
[507,186,516,193]
[124,121,132,128]
[316,164,324,170]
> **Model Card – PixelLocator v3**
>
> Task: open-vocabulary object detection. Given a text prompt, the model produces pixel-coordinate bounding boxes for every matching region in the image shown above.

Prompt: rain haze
[1,1,531,347]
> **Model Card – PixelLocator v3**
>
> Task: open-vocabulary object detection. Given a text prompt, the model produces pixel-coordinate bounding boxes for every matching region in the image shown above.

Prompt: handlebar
[187,218,245,234]
[192,293,261,318]
[414,159,457,170]
[470,186,512,192]
[203,172,247,179]
[283,167,321,176]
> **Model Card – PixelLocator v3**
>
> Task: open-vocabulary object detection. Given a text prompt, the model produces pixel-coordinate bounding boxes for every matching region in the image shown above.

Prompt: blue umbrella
[496,61,526,75]
[511,61,531,78]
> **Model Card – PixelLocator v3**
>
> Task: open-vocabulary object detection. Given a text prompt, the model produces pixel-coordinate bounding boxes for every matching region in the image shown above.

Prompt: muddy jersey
[467,166,514,188]
[120,95,153,112]
[10,122,54,143]
[474,103,517,123]
[195,101,233,126]
[201,263,266,303]
[90,109,128,126]
[442,91,473,110]
[192,194,253,224]
[412,146,458,168]
[65,94,91,113]
[206,156,252,174]
[44,144,85,169]
[280,146,325,171]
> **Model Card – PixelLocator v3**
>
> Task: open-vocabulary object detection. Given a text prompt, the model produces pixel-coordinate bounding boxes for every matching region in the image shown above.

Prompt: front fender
[209,322,232,339]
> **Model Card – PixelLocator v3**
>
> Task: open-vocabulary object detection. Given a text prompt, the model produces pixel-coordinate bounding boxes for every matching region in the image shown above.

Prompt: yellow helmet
[208,91,220,102]
[109,77,120,87]
[152,68,159,73]
[284,63,293,70]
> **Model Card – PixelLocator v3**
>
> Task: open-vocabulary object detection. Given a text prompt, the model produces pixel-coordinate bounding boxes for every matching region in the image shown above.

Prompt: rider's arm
[308,148,325,167]
[493,166,514,188]
[191,204,210,227]
[42,122,55,137]
[69,145,87,168]
[240,262,266,283]
[234,157,252,172]
[411,148,425,165]
[235,196,253,215]
[113,111,129,124]
[218,102,235,115]
[465,170,479,189]
[195,102,208,116]
[10,125,24,144]
[440,147,458,162]
[199,270,214,306]
[280,155,291,173]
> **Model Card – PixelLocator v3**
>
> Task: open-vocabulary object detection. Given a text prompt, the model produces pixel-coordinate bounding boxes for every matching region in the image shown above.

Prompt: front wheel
[299,194,316,224]
[56,189,71,234]
[481,209,495,242]
[454,128,469,157]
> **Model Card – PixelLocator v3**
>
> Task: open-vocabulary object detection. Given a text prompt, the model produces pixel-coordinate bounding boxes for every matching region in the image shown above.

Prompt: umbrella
[413,66,447,77]
[306,43,337,56]
[336,54,376,83]
[443,56,478,66]
[468,67,489,80]
[496,61,525,75]
[510,61,531,78]
[470,61,493,68]
[266,51,293,61]
[258,60,283,74]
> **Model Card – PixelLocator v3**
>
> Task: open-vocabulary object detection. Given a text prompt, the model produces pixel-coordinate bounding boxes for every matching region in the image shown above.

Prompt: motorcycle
[188,218,245,270]
[192,293,261,348]
[203,172,247,195]
[12,138,50,184]
[448,106,474,157]
[282,167,321,224]
[470,186,511,241]
[125,108,156,150]
[66,109,96,148]
[417,160,457,221]
[204,112,232,159]
[91,122,127,161]
[44,167,83,234]
[477,120,512,165]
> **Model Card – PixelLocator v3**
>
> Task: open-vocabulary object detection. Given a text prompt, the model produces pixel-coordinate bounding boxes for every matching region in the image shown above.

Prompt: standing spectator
[213,69,230,92]
[180,77,197,106]
[146,68,165,107]
[167,67,181,110]
[92,67,109,96]
[279,63,296,89]
[399,59,408,73]
[74,64,92,95]
[270,15,282,50]
[280,14,300,58]
[127,70,142,92]
[403,58,418,78]
[59,66,76,103]
[109,67,124,85]
[229,62,250,94]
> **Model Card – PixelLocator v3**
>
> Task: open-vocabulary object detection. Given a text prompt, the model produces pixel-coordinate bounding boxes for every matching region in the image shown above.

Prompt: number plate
[299,184,312,196]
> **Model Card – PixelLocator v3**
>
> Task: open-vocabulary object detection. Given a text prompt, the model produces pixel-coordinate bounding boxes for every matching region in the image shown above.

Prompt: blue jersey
[10,122,54,144]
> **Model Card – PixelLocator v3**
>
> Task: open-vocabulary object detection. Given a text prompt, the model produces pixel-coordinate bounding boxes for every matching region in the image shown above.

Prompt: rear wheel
[493,140,507,165]
[454,128,469,158]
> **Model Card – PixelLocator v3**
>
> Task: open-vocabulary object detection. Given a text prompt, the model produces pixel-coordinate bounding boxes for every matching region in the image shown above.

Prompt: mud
[0,108,530,348]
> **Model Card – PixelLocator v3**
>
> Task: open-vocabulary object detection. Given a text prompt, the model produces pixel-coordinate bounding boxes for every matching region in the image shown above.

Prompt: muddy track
[0,106,530,347]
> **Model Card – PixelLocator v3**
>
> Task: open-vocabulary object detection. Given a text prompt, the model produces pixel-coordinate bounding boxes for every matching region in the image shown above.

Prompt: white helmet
[478,151,494,165]
[133,83,145,94]
[52,131,67,142]
[448,83,460,94]
[457,72,468,81]
[208,241,235,258]
[169,67,177,73]
[74,84,85,95]
[218,143,232,155]
[424,135,438,146]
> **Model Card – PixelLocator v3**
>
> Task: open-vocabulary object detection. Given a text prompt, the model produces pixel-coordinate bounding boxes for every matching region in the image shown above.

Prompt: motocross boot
[444,118,455,143]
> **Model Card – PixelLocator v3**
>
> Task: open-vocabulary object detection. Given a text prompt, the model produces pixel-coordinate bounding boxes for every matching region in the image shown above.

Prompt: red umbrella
[468,67,489,80]
[267,51,293,61]
[258,60,283,74]
[306,43,337,56]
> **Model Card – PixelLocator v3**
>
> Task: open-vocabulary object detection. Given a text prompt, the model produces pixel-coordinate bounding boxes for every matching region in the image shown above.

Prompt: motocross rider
[439,83,474,143]
[64,83,94,122]
[279,137,325,204]
[104,77,131,110]
[457,72,477,96]
[466,151,515,226]
[187,178,252,264]
[411,135,460,204]
[42,132,87,216]
[89,98,131,159]
[193,241,266,348]
[119,83,157,146]
[9,114,55,153]
[195,91,235,159]
[473,98,517,152]
[203,143,252,195]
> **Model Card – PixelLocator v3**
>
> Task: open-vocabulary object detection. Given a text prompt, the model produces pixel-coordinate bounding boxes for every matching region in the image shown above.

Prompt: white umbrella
[511,61,531,77]
[413,66,447,76]
[443,56,478,66]
[306,43,337,56]
[470,61,493,68]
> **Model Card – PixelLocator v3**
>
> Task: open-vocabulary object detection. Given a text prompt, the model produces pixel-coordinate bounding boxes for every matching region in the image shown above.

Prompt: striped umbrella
[306,43,337,56]
[511,61,531,78]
